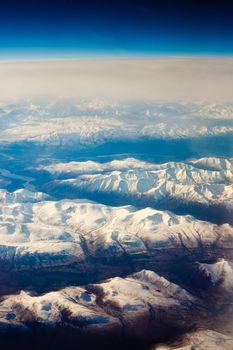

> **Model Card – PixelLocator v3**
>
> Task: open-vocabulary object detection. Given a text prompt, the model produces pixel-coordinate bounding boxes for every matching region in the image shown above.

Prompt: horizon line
[0,53,233,64]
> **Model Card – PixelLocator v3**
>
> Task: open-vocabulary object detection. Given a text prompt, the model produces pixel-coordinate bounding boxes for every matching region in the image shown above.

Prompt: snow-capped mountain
[0,269,196,329]
[0,188,233,274]
[190,156,233,171]
[195,259,233,293]
[0,100,232,349]
[41,157,233,222]
[0,101,233,147]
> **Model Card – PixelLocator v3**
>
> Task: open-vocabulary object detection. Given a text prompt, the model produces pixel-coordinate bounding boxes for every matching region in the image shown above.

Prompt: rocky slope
[0,269,205,349]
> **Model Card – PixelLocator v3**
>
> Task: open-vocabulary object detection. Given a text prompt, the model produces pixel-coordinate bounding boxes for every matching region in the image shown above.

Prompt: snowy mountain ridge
[42,157,233,212]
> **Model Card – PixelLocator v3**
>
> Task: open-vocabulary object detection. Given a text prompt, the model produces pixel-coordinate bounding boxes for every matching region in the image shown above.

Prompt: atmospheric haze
[0,57,233,102]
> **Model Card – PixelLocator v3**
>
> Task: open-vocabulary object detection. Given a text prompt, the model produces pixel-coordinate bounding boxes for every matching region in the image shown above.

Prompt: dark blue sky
[0,0,233,59]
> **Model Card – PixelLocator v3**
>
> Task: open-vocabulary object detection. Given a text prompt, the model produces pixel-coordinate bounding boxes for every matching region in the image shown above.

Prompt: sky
[0,0,233,60]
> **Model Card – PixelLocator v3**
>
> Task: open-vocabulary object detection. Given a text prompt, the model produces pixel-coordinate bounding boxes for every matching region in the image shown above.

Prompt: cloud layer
[0,57,233,102]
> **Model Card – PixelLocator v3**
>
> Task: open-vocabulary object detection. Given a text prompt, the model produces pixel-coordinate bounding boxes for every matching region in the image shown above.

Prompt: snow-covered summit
[42,157,233,210]
[0,188,232,271]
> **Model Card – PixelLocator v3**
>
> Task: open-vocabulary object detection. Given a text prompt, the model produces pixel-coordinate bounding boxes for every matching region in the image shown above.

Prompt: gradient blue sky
[0,0,233,60]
